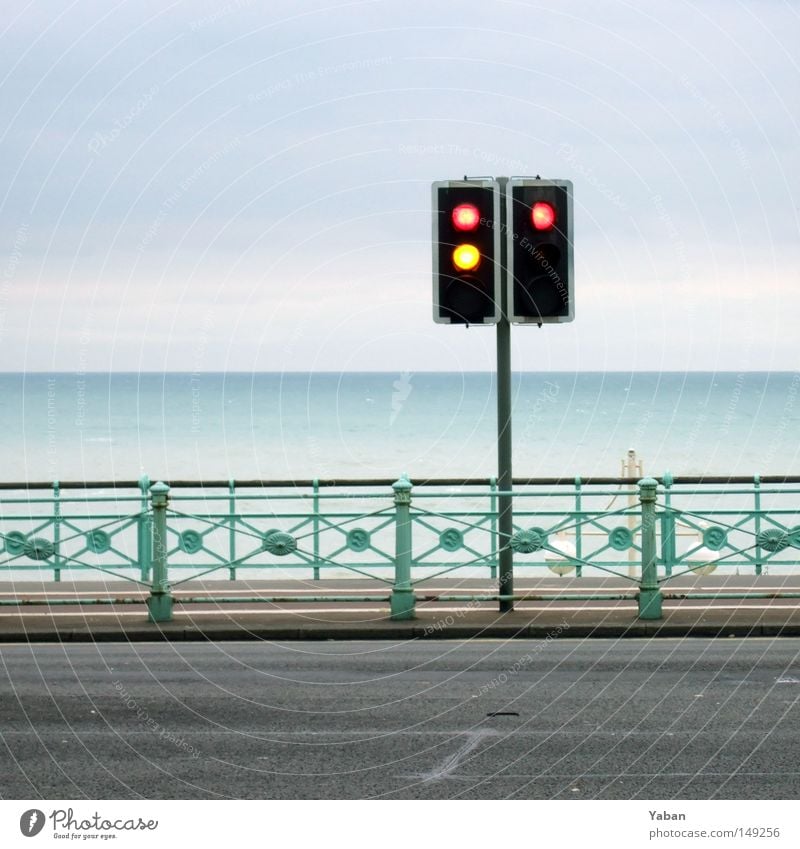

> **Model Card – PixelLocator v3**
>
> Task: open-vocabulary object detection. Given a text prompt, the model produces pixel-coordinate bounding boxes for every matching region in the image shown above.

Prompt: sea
[1,371,799,482]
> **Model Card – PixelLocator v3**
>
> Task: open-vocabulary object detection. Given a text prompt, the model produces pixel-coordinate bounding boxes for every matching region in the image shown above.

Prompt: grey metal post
[496,175,514,612]
[228,479,237,581]
[147,481,173,623]
[137,475,152,581]
[53,481,61,582]
[312,478,321,581]
[754,474,763,576]
[489,476,498,579]
[660,470,676,577]
[390,475,415,620]
[638,477,662,620]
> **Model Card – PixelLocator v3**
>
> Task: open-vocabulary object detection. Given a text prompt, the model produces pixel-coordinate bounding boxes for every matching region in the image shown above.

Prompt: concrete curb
[3,620,799,642]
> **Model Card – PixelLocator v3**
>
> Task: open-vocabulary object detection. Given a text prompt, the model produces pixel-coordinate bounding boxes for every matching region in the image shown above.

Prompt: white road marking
[409,730,498,782]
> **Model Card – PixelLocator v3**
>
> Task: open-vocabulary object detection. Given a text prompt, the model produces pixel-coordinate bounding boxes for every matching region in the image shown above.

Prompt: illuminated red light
[531,202,556,231]
[452,203,481,231]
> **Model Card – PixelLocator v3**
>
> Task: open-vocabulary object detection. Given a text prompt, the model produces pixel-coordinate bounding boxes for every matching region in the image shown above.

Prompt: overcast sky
[1,0,797,372]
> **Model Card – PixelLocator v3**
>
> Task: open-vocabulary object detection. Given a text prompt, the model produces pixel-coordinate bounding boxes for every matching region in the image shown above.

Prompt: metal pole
[637,476,662,620]
[753,474,763,576]
[147,481,173,623]
[489,476,497,579]
[53,481,61,582]
[625,449,639,578]
[312,478,321,581]
[228,479,237,581]
[137,474,152,582]
[574,476,583,578]
[496,176,514,612]
[390,475,415,620]
[661,470,675,577]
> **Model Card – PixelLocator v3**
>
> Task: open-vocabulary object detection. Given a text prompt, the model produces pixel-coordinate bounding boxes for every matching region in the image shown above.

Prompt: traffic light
[507,179,574,324]
[432,179,501,325]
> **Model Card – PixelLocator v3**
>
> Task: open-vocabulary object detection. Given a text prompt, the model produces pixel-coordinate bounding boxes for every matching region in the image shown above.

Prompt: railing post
[53,481,61,582]
[312,478,321,581]
[638,477,662,620]
[574,476,582,578]
[137,475,152,581]
[753,474,762,576]
[660,471,675,577]
[390,475,415,620]
[489,477,497,579]
[228,479,237,581]
[147,481,173,623]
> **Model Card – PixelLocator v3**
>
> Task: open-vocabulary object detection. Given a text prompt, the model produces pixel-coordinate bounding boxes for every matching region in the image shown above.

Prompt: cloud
[0,0,797,370]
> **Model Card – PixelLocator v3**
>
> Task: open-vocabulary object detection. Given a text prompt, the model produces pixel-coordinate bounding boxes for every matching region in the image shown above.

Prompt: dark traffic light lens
[531,202,556,230]
[452,203,481,231]
[444,277,493,323]
[515,244,566,318]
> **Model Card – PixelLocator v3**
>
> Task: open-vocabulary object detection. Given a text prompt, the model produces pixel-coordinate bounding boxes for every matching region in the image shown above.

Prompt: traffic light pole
[435,174,574,612]
[496,176,514,613]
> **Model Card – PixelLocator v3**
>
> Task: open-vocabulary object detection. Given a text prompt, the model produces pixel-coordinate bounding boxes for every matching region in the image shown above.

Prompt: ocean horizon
[1,371,798,482]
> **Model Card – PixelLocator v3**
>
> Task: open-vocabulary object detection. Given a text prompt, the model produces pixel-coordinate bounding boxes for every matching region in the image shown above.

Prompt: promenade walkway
[2,576,800,641]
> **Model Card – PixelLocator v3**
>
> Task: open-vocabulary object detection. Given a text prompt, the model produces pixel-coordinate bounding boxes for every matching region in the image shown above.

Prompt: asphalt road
[2,639,800,799]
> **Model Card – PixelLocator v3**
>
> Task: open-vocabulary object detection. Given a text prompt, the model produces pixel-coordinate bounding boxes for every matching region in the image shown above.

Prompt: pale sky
[1,0,798,372]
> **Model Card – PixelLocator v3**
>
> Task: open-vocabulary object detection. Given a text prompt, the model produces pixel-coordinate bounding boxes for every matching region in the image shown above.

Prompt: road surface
[2,639,799,799]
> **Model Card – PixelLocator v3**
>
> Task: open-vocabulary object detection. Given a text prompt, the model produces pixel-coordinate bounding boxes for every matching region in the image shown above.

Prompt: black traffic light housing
[432,179,501,325]
[507,178,574,324]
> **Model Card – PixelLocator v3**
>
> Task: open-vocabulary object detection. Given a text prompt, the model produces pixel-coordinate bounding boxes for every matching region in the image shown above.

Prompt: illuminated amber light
[452,243,481,271]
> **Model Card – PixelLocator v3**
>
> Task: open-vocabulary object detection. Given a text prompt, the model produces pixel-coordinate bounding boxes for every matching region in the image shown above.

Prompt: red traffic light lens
[452,203,480,231]
[531,202,556,231]
[452,244,481,271]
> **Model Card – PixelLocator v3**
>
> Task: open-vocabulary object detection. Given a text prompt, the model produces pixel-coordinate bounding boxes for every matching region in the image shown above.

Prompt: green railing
[1,475,799,622]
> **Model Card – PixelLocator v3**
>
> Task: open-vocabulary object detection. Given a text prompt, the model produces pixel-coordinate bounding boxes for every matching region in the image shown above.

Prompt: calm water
[1,371,799,482]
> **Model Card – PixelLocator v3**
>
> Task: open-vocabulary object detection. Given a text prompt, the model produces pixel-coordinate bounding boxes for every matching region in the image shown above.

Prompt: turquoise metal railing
[1,475,799,622]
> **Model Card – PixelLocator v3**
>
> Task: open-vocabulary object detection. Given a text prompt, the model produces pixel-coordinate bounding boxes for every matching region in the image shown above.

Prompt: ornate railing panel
[2,474,800,622]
